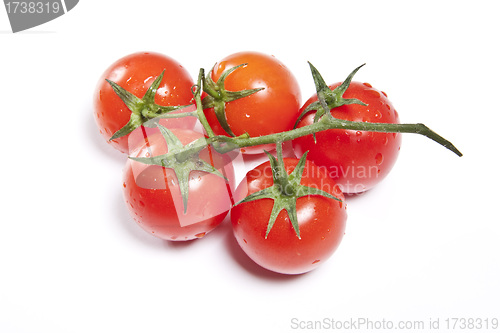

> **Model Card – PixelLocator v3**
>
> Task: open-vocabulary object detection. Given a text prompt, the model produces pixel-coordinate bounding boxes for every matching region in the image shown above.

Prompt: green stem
[146,110,197,119]
[194,69,215,138]
[163,114,462,166]
[141,65,462,160]
[212,117,462,157]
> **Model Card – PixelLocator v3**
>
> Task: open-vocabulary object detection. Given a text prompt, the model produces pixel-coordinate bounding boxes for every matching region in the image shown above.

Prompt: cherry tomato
[292,82,402,194]
[204,51,301,154]
[231,158,347,274]
[123,128,235,241]
[94,52,196,154]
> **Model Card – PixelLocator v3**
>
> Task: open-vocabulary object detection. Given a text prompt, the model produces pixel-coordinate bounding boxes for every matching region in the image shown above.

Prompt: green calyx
[129,124,227,214]
[235,143,342,239]
[201,64,264,137]
[107,71,193,141]
[294,62,367,129]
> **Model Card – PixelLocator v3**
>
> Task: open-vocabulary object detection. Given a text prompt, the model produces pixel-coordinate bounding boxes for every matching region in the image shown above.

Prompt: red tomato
[123,128,235,241]
[292,82,402,194]
[231,158,347,274]
[204,51,301,154]
[94,52,196,154]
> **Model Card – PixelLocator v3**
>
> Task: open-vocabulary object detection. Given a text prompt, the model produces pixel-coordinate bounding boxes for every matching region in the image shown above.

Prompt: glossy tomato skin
[204,51,301,154]
[123,129,235,241]
[94,52,196,154]
[292,82,402,194]
[231,158,347,274]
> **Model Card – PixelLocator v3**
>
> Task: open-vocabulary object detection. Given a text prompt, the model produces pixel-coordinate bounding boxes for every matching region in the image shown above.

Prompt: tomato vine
[99,52,463,273]
[132,63,462,158]
[110,61,461,231]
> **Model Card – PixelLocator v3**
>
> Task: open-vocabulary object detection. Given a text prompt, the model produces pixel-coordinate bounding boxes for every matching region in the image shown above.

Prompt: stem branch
[209,117,461,157]
[193,69,215,138]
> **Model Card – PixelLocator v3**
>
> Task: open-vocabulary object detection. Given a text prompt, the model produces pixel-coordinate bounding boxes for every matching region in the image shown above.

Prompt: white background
[1,1,499,332]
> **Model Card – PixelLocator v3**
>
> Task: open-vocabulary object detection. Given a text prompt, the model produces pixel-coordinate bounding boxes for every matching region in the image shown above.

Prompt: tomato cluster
[93,51,458,275]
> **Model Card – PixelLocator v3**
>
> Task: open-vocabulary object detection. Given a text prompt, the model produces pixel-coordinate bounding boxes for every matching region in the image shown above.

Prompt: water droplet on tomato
[368,90,381,98]
[382,91,388,97]
[312,260,320,264]
[139,201,145,207]
[334,185,342,195]
[195,232,206,238]
[356,131,362,136]
[375,153,384,165]
[383,137,389,145]
[363,82,372,88]
[123,182,127,188]
[374,110,382,119]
